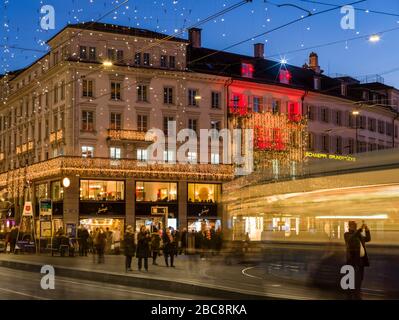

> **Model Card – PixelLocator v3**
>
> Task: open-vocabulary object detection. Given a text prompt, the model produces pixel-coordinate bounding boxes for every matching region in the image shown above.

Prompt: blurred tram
[223,149,399,246]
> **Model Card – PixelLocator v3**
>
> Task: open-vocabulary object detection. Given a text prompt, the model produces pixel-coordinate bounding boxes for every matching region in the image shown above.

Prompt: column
[178,181,187,229]
[63,175,79,225]
[125,178,135,228]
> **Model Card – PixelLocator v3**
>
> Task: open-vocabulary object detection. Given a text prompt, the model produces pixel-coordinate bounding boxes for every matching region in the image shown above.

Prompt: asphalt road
[0,267,211,300]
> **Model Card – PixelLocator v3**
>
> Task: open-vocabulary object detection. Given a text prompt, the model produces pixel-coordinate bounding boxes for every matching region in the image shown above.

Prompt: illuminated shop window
[51,181,64,201]
[188,183,221,203]
[135,181,177,202]
[80,180,125,201]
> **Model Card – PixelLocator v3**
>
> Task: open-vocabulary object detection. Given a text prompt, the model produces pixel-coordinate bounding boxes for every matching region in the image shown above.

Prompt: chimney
[309,52,321,74]
[189,28,202,48]
[254,43,264,59]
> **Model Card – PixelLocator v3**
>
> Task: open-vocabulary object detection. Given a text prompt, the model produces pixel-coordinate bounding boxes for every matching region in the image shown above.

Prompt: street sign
[40,199,52,216]
[22,201,33,216]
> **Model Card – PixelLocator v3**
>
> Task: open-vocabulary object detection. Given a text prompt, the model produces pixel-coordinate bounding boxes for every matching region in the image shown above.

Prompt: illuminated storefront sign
[305,152,356,162]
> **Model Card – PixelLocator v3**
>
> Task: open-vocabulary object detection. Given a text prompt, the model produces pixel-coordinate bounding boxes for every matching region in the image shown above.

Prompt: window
[321,107,329,123]
[117,50,124,62]
[137,85,148,102]
[163,116,174,135]
[211,92,221,109]
[137,115,148,132]
[35,183,48,201]
[163,87,174,104]
[272,99,280,114]
[188,183,221,203]
[110,147,121,159]
[368,118,376,132]
[241,63,254,78]
[107,49,116,61]
[82,80,94,97]
[360,116,367,129]
[163,150,175,162]
[187,151,197,163]
[336,136,343,154]
[188,119,197,134]
[79,46,87,60]
[111,82,121,100]
[81,146,94,158]
[60,81,65,100]
[143,53,150,66]
[211,153,220,164]
[253,96,263,113]
[378,120,385,134]
[110,113,122,130]
[134,53,141,65]
[89,47,96,61]
[54,84,58,104]
[51,181,64,201]
[279,69,291,84]
[53,113,58,132]
[80,180,125,201]
[307,132,315,150]
[322,134,329,152]
[136,149,148,161]
[81,111,94,131]
[136,181,177,202]
[60,111,65,130]
[335,110,342,126]
[386,122,393,137]
[169,56,176,69]
[188,89,198,106]
[348,138,355,154]
[161,55,168,68]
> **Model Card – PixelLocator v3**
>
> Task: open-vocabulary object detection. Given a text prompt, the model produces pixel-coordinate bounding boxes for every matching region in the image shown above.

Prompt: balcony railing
[107,129,154,142]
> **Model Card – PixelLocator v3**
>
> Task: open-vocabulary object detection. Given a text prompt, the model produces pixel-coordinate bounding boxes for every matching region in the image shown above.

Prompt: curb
[0,259,275,300]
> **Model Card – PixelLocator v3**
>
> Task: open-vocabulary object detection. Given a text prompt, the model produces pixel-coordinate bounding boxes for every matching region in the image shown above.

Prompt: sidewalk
[0,252,346,300]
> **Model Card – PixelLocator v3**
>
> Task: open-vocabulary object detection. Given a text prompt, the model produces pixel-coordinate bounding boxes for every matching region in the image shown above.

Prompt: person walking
[163,228,177,267]
[88,231,94,254]
[10,226,18,254]
[136,226,151,272]
[151,227,161,265]
[123,225,136,272]
[113,227,121,255]
[77,225,84,256]
[105,227,113,254]
[95,228,106,264]
[179,228,188,255]
[344,221,371,299]
[81,226,89,256]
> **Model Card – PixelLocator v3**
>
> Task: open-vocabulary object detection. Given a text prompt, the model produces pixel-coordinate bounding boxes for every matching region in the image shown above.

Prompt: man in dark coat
[9,226,18,253]
[163,228,177,267]
[123,225,136,272]
[136,226,151,271]
[81,227,89,256]
[344,221,371,299]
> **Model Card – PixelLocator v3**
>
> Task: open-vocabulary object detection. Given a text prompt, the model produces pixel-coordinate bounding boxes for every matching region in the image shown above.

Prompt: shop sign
[22,201,33,216]
[305,151,356,162]
[151,206,168,215]
[40,199,52,216]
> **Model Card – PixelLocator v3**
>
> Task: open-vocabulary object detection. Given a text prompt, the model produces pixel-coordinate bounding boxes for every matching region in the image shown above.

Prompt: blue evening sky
[1,0,399,86]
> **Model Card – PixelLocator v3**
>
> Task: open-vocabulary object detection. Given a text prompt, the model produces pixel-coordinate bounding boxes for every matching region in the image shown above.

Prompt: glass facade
[80,180,125,201]
[188,183,221,203]
[136,181,177,202]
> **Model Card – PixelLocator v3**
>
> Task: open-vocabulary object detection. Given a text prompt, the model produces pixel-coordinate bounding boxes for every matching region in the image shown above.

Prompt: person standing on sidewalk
[136,226,151,272]
[95,228,106,264]
[179,228,188,255]
[80,226,89,256]
[163,228,177,267]
[151,227,161,265]
[123,225,136,272]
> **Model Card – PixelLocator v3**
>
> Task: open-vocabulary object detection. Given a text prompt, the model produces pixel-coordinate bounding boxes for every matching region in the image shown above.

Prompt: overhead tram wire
[187,0,366,66]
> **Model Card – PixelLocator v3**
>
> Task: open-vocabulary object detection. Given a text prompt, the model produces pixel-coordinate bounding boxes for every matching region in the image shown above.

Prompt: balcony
[107,129,154,142]
[50,129,64,144]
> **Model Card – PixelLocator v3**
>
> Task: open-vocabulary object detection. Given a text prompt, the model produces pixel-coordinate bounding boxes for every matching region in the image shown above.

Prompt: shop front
[187,183,221,232]
[135,181,178,232]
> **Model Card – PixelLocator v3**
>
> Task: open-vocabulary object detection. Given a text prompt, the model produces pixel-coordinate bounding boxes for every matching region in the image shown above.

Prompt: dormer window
[241,63,254,78]
[341,83,347,96]
[279,69,291,84]
[314,77,321,90]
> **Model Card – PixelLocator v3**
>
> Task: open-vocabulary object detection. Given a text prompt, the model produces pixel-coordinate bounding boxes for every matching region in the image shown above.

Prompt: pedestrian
[163,228,177,267]
[151,227,161,265]
[244,232,250,253]
[210,226,216,256]
[10,226,18,253]
[95,228,106,264]
[113,227,121,255]
[136,226,151,272]
[179,228,188,255]
[344,221,371,299]
[215,227,223,255]
[105,227,113,254]
[123,225,136,272]
[81,226,89,256]
[88,231,94,254]
[77,225,84,256]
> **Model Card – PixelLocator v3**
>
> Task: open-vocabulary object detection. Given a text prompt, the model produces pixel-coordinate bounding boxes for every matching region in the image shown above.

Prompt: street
[0,267,210,300]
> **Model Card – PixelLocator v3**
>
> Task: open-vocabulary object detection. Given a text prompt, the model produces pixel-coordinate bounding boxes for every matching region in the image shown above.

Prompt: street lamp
[62,177,71,188]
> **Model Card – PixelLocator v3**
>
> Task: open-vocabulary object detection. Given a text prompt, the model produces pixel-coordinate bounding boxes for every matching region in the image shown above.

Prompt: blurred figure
[10,226,18,253]
[136,226,151,272]
[244,232,251,253]
[105,227,113,254]
[95,228,106,264]
[215,227,223,255]
[163,228,177,267]
[344,221,371,299]
[179,228,188,255]
[123,225,136,272]
[88,231,94,254]
[81,226,89,256]
[151,227,161,265]
[113,227,121,255]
